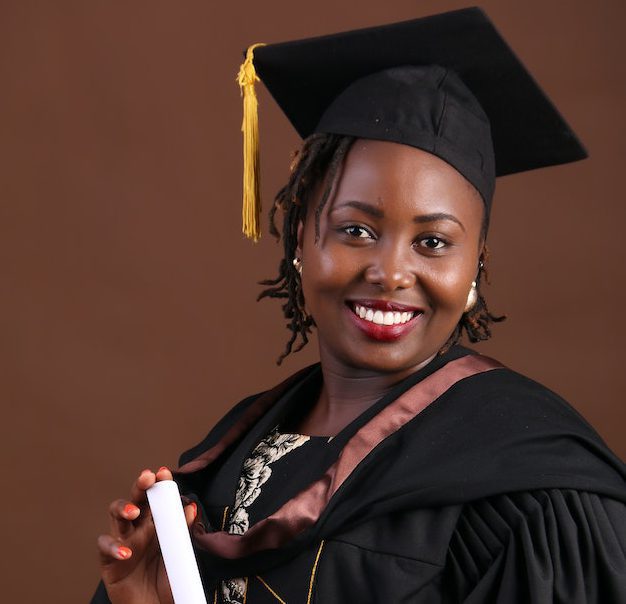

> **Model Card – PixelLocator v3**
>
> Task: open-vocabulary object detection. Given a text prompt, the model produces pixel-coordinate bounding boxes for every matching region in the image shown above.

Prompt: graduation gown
[91,346,626,603]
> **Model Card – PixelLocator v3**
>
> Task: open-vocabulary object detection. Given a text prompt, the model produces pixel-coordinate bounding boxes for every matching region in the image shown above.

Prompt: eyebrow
[332,200,384,218]
[414,212,465,232]
[331,201,466,231]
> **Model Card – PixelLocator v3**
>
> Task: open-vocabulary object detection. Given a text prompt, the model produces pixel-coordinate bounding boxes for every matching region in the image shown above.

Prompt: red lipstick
[344,300,423,342]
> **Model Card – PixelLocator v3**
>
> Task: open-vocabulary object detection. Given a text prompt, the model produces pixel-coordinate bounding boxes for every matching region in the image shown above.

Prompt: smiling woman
[92,8,626,604]
[296,141,485,378]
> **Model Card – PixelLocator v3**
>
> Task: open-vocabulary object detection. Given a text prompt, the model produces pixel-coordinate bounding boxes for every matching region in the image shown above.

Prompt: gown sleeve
[444,489,626,603]
[89,581,110,603]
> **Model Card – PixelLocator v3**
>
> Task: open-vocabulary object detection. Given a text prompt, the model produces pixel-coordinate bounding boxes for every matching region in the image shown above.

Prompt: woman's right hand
[97,467,198,604]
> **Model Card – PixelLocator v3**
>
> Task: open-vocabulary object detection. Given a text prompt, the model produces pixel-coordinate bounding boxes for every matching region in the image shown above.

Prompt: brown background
[1,0,624,601]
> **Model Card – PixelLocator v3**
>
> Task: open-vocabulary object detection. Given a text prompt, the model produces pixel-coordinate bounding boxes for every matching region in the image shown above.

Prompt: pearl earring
[464,281,478,313]
[292,257,303,275]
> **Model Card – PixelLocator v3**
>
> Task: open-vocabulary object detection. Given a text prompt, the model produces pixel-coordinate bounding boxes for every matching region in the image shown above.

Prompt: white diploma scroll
[146,480,208,604]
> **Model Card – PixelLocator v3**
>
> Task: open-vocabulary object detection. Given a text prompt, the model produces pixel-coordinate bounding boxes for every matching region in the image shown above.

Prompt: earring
[464,281,478,313]
[292,257,303,275]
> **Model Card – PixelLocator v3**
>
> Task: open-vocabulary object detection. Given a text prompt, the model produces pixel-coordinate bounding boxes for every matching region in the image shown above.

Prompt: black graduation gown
[91,347,626,603]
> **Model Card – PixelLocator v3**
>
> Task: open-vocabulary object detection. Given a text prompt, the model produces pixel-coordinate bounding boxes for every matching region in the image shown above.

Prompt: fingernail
[140,468,152,476]
[117,546,132,559]
[124,503,139,517]
[158,466,169,473]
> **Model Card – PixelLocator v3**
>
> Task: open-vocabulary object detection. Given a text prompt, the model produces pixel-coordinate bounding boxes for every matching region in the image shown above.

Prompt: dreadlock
[258,133,504,364]
[257,133,354,364]
[441,245,506,354]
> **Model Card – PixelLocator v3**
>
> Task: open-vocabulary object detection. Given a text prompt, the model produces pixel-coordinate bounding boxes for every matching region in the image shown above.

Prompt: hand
[97,467,198,604]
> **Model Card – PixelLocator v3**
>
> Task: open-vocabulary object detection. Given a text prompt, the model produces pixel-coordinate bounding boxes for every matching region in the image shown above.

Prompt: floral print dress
[220,428,331,604]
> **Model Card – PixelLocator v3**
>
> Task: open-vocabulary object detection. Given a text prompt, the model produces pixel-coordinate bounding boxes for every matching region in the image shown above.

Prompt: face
[296,139,485,376]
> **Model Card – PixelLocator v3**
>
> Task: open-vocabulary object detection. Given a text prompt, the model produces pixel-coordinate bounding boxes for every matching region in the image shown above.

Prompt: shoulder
[178,391,265,466]
[413,351,626,500]
[446,488,626,602]
[456,356,577,406]
[448,355,602,439]
[440,346,580,409]
[177,363,321,466]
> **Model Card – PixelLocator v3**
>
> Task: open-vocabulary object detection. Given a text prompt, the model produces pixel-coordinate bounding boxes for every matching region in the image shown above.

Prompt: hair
[258,133,504,364]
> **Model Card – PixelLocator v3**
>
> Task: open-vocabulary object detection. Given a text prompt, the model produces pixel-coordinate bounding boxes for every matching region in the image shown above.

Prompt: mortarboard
[237,6,587,240]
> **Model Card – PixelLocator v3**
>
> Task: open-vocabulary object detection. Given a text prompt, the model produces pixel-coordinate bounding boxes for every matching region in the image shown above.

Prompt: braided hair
[258,133,504,364]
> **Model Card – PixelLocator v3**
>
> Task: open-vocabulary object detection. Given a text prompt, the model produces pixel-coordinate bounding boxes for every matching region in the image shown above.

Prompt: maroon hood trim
[177,366,313,474]
[181,354,503,559]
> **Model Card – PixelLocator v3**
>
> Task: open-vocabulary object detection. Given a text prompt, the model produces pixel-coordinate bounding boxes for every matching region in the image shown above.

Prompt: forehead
[326,139,485,220]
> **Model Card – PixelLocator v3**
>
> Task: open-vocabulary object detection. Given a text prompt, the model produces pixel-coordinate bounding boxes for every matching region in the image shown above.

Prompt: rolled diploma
[146,480,208,604]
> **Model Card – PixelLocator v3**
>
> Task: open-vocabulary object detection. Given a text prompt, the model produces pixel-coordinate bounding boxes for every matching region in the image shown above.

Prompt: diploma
[146,480,208,604]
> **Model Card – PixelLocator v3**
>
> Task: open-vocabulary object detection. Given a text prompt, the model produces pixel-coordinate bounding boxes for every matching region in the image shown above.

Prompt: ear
[477,243,487,281]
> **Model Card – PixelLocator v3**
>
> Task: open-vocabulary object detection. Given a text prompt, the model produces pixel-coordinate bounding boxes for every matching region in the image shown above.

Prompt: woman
[93,8,626,603]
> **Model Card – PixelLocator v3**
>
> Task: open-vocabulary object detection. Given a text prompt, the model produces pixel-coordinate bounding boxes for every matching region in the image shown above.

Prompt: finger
[97,533,133,563]
[129,468,156,503]
[109,498,141,537]
[184,501,198,526]
[155,465,173,481]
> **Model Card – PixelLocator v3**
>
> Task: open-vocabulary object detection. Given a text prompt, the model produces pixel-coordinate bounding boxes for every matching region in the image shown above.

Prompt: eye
[342,225,375,239]
[417,236,447,250]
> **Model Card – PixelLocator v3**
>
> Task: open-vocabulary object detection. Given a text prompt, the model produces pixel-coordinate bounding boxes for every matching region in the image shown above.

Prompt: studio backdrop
[0,1,623,601]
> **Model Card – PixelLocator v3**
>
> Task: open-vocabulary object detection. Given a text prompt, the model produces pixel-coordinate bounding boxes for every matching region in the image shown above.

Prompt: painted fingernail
[158,466,169,473]
[124,503,139,517]
[117,546,132,559]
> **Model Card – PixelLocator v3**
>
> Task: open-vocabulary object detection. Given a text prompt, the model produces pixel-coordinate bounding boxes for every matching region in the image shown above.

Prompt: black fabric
[252,6,588,210]
[316,65,496,205]
[175,348,625,581]
[220,435,331,603]
[178,346,472,519]
[310,490,626,603]
[442,490,626,603]
[90,347,626,602]
[240,435,331,528]
[91,490,626,603]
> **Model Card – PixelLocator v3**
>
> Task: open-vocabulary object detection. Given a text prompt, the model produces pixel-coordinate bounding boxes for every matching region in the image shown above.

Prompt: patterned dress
[221,428,331,604]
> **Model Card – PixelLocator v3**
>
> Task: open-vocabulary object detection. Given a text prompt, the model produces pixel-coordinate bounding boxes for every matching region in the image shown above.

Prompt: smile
[346,300,423,342]
[352,303,416,325]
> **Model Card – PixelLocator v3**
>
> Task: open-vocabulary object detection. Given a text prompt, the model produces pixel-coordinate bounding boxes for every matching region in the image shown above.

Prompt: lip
[344,301,423,342]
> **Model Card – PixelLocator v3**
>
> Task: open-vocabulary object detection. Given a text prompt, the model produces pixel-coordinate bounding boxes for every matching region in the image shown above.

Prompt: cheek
[310,249,343,280]
[421,263,474,310]
[303,229,358,282]
[302,245,355,303]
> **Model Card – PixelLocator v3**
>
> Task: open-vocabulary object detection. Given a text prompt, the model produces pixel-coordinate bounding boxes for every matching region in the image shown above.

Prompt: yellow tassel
[237,43,266,242]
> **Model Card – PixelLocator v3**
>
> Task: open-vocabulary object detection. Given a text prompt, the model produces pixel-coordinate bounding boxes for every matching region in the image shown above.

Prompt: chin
[338,345,437,375]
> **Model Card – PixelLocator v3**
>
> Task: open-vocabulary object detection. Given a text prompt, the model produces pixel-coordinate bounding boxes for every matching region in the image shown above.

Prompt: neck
[295,348,437,436]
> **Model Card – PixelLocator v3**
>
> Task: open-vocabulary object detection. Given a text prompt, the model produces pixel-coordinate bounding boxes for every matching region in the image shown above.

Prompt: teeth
[353,304,415,325]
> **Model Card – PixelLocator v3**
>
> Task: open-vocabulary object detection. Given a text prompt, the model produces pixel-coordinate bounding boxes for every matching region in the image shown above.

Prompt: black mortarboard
[237,7,587,240]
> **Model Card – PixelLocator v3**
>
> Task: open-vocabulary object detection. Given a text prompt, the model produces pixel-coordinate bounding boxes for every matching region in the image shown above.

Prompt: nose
[363,242,417,291]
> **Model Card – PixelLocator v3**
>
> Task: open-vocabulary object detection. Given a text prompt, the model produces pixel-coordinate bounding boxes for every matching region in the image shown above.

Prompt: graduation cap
[237,7,587,240]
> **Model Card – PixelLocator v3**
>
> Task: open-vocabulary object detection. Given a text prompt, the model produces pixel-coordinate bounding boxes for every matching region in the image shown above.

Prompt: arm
[444,489,626,603]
